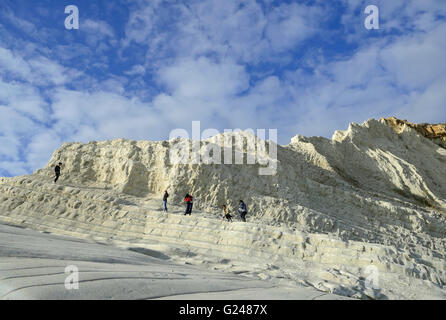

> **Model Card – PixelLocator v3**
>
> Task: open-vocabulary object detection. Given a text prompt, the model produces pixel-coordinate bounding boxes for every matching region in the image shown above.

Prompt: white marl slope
[0,224,350,300]
[0,118,445,299]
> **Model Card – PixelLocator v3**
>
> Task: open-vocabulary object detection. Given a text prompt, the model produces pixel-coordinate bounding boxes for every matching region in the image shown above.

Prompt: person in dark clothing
[221,205,232,222]
[238,200,247,222]
[184,194,193,215]
[163,190,169,212]
[54,162,62,183]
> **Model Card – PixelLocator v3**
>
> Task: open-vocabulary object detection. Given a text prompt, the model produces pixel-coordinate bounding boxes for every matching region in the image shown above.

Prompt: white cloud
[122,0,323,65]
[124,65,146,76]
[157,57,249,99]
[281,20,446,138]
[340,0,446,42]
[0,47,32,79]
[0,81,48,122]
[98,77,128,94]
[265,2,322,53]
[0,8,51,42]
[397,77,446,123]
[0,135,21,161]
[379,24,446,90]
[0,160,30,176]
[25,131,62,172]
[0,105,44,165]
[80,19,116,52]
[49,89,166,143]
[0,78,50,174]
[0,46,80,86]
[83,19,115,38]
[123,0,161,45]
[28,57,70,86]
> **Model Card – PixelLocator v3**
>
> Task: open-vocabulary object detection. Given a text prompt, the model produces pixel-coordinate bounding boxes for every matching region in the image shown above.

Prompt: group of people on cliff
[163,190,248,222]
[221,201,247,222]
[53,163,248,222]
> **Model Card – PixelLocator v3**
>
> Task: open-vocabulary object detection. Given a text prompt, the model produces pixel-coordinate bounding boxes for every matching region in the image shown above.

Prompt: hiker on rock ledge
[222,205,232,222]
[184,194,193,215]
[238,200,248,222]
[54,162,62,183]
[163,190,169,212]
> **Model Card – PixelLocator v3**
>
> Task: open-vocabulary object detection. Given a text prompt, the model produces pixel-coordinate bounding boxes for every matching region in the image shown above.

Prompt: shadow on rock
[128,247,171,260]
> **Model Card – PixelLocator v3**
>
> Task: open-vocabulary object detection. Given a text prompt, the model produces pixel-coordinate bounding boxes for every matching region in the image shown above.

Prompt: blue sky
[1,0,445,177]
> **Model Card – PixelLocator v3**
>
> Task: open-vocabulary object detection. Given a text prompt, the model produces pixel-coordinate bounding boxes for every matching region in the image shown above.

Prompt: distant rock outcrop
[382,116,446,148]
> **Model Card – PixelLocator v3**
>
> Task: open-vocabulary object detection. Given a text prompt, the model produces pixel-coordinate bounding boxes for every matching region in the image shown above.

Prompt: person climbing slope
[184,194,193,215]
[54,162,62,183]
[222,205,232,222]
[163,190,169,212]
[238,200,248,222]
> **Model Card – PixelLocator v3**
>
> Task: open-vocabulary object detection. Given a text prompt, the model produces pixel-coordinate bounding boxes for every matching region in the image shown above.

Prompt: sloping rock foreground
[0,118,445,299]
[0,224,349,300]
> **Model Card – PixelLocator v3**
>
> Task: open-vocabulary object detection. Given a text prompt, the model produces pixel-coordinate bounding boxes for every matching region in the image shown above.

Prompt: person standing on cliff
[163,190,169,212]
[238,200,248,222]
[222,205,232,222]
[184,194,193,215]
[54,162,62,183]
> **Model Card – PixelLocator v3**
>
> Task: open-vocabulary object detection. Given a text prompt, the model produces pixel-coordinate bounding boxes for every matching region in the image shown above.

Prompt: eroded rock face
[24,119,446,238]
[0,118,445,299]
[382,116,446,148]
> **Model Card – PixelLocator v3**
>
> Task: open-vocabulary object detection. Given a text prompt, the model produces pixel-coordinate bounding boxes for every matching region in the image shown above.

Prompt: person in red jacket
[184,194,193,215]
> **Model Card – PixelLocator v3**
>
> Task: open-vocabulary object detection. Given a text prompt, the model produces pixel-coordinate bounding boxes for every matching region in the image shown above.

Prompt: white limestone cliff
[0,118,445,299]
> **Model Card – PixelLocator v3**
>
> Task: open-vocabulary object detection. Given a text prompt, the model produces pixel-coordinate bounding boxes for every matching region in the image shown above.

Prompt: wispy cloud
[124,64,146,76]
[83,19,115,38]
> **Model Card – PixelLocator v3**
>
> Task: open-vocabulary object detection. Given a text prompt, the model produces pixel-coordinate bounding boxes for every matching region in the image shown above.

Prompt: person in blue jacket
[238,200,248,222]
[162,190,169,212]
